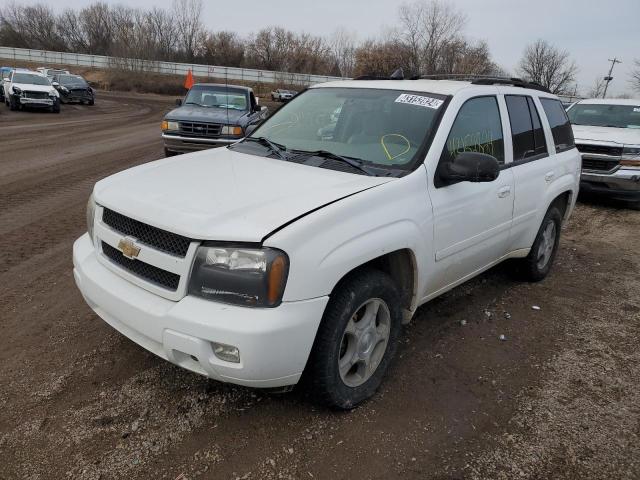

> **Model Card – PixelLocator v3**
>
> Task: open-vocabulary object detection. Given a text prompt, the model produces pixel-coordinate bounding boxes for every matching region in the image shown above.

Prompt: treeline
[0,0,502,78]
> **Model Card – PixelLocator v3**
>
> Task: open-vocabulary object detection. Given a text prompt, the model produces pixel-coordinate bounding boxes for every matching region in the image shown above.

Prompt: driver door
[428,95,515,291]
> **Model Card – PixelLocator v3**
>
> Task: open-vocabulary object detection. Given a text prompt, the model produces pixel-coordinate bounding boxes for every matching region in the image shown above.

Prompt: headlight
[621,146,640,167]
[86,193,96,241]
[49,89,57,96]
[188,245,289,307]
[60,86,68,92]
[221,125,243,136]
[12,86,21,95]
[161,120,179,131]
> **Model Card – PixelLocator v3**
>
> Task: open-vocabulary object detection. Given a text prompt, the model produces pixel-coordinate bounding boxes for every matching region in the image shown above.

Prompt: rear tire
[307,269,402,409]
[517,206,562,282]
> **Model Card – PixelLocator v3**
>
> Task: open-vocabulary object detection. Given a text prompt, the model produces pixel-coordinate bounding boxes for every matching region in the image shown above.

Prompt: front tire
[51,99,60,113]
[518,206,562,282]
[9,96,18,111]
[307,269,402,409]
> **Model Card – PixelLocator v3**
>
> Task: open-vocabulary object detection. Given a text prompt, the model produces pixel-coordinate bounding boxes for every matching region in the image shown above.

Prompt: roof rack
[414,74,551,93]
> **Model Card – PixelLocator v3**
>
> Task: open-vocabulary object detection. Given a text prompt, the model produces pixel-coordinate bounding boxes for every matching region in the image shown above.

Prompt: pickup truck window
[184,85,248,110]
[441,96,504,165]
[567,103,640,129]
[247,87,447,171]
[541,98,575,153]
[506,95,547,162]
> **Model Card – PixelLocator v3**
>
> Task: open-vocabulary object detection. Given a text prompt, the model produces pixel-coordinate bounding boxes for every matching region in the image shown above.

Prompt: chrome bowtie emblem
[117,237,141,259]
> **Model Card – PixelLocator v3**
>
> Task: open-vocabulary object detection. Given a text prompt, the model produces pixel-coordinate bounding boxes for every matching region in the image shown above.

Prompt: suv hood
[165,105,249,125]
[13,83,53,93]
[572,124,640,145]
[94,148,392,242]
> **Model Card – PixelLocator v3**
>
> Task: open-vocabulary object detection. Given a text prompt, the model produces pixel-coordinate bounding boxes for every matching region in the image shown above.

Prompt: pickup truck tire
[9,96,18,111]
[307,268,402,409]
[51,99,60,114]
[518,206,562,282]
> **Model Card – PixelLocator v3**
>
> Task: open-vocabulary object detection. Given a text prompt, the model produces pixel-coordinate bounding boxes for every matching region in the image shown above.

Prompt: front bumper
[16,95,54,107]
[162,133,240,153]
[73,233,328,387]
[581,168,640,201]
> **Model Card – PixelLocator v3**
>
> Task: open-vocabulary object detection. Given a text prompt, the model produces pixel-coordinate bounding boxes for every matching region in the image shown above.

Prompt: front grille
[576,144,623,157]
[179,121,222,137]
[582,158,619,172]
[102,242,180,291]
[25,91,49,99]
[102,208,191,257]
[70,88,90,96]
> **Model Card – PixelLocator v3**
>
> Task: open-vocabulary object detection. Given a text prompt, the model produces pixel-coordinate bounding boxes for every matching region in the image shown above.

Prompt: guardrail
[0,46,345,86]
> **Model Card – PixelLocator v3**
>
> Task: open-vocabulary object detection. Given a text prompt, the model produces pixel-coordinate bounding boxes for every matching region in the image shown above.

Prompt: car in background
[0,67,13,102]
[271,89,294,102]
[161,83,268,156]
[4,70,60,113]
[37,67,70,79]
[567,99,640,207]
[52,73,95,105]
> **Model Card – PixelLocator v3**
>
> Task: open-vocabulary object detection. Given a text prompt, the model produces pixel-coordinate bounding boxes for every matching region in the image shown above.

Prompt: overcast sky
[19,0,640,96]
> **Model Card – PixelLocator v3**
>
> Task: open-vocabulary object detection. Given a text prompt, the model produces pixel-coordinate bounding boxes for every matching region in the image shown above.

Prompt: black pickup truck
[161,83,269,156]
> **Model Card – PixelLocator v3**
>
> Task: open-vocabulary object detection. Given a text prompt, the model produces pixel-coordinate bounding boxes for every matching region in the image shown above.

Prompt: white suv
[73,77,580,408]
[567,98,640,207]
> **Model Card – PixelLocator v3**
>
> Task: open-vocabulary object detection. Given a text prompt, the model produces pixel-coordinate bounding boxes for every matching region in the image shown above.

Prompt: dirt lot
[0,92,639,480]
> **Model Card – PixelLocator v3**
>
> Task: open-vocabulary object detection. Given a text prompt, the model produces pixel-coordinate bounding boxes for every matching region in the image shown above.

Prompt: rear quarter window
[541,98,575,153]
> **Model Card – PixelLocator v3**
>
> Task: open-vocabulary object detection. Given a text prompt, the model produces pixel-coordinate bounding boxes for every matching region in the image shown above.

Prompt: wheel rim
[338,298,391,388]
[536,220,557,270]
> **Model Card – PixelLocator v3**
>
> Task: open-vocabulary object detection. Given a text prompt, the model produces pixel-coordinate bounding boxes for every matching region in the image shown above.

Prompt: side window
[441,96,504,165]
[505,95,547,162]
[527,97,548,157]
[540,98,575,153]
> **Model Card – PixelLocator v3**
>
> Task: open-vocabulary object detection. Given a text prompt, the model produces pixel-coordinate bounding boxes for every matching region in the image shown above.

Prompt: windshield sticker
[395,93,444,109]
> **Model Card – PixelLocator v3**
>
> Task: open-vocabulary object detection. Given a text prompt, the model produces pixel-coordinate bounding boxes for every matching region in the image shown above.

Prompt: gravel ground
[0,92,638,480]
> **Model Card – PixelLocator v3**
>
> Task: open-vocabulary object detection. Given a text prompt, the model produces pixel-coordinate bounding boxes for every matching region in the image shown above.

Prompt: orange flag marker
[184,69,194,90]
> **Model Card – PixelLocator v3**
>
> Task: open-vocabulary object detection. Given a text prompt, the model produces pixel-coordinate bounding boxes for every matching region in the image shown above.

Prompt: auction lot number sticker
[395,93,444,109]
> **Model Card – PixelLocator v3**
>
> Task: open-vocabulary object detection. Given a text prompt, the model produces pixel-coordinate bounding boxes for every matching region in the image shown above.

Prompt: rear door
[502,93,557,250]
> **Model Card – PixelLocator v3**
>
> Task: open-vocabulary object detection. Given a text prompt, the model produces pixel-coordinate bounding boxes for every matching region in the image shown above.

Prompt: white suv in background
[567,99,640,207]
[74,77,580,408]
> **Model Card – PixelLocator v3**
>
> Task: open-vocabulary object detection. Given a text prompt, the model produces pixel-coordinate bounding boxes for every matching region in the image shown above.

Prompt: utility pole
[602,57,622,98]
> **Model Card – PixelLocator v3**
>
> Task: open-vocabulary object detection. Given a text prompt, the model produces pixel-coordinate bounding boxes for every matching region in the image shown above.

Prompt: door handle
[545,171,555,183]
[497,186,511,198]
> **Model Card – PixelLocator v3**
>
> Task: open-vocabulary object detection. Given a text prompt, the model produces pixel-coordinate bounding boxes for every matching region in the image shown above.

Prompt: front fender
[265,168,433,304]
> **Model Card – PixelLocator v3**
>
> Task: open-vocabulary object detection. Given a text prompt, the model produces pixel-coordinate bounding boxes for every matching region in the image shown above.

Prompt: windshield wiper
[293,149,375,176]
[242,136,289,160]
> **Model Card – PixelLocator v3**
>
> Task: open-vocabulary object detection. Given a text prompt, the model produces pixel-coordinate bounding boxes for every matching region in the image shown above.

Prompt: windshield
[184,85,248,110]
[58,74,87,86]
[13,73,51,86]
[568,103,640,129]
[248,87,446,169]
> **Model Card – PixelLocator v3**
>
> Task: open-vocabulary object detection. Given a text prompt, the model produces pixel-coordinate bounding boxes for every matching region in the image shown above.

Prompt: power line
[602,57,622,98]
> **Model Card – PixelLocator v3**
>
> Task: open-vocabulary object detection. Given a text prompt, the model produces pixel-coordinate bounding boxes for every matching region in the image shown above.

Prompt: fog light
[211,342,240,363]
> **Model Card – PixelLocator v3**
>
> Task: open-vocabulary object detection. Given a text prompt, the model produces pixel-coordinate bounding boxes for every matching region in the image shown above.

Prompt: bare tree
[587,77,607,98]
[397,0,466,75]
[173,0,204,61]
[329,27,357,77]
[631,60,640,93]
[518,39,578,95]
[202,31,245,67]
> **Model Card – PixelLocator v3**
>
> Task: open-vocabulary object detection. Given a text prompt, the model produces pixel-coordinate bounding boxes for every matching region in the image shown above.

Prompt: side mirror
[438,152,500,185]
[52,82,59,87]
[175,98,182,106]
[3,77,9,82]
[244,123,261,137]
